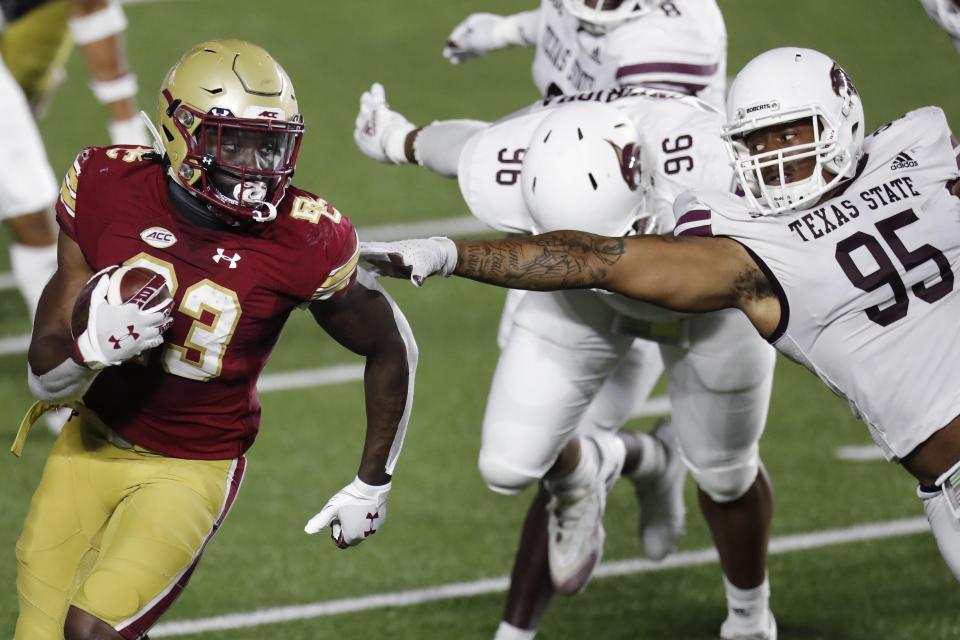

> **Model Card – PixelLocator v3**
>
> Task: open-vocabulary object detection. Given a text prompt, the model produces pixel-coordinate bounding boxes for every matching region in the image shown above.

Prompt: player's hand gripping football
[75,272,174,370]
[353,83,416,164]
[360,237,458,286]
[304,477,391,549]
[443,13,512,63]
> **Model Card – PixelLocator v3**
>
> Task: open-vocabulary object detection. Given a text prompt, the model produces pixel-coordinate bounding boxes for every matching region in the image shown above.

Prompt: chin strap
[251,201,278,223]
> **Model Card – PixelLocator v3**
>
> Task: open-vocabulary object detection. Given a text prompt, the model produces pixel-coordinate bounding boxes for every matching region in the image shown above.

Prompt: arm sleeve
[413,119,489,178]
[609,12,725,96]
[356,268,418,475]
[501,9,541,47]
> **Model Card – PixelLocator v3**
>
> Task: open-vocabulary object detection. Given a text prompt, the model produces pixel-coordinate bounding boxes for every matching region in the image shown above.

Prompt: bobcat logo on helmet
[830,62,859,99]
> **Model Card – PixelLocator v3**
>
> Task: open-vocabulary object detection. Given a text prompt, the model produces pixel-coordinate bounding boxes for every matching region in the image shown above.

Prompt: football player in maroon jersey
[15,39,417,640]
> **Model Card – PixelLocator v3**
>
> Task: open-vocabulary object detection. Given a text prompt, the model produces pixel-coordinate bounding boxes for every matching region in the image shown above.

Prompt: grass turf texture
[1,0,959,637]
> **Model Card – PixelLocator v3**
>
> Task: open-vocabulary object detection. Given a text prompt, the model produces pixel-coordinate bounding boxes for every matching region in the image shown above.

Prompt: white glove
[443,13,517,64]
[353,83,416,164]
[304,477,391,549]
[360,237,458,287]
[75,274,174,370]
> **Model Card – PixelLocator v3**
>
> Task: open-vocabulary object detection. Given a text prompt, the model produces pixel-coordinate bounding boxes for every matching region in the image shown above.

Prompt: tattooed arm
[361,230,782,336]
[453,231,782,335]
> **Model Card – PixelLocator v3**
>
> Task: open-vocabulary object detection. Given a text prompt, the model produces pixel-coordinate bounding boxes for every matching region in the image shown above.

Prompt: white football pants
[479,289,775,498]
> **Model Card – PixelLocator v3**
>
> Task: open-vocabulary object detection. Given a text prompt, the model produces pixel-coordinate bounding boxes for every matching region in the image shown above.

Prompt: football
[71,265,174,339]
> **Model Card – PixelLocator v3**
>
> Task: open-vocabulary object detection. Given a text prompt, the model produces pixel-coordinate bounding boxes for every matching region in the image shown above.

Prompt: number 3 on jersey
[124,253,242,381]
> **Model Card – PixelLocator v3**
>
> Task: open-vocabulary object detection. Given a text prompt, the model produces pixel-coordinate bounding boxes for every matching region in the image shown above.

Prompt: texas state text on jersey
[56,145,359,459]
[673,107,960,460]
[530,0,727,107]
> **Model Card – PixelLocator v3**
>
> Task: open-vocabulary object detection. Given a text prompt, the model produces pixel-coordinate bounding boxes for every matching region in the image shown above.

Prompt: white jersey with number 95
[674,107,960,459]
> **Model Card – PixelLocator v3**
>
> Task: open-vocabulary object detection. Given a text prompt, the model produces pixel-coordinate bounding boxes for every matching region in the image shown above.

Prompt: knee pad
[478,451,540,495]
[685,448,760,503]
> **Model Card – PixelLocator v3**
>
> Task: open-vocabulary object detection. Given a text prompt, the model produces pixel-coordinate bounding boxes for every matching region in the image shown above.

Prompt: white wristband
[429,237,459,277]
[351,476,392,498]
[90,73,138,104]
[68,1,127,45]
[383,121,416,165]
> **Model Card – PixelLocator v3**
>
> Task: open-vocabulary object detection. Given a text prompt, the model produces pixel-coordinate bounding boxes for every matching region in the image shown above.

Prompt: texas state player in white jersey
[443,0,727,108]
[677,108,960,461]
[921,0,960,52]
[355,88,779,640]
[362,48,960,591]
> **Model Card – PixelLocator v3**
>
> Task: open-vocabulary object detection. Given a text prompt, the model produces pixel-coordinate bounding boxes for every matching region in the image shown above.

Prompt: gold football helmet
[156,39,304,225]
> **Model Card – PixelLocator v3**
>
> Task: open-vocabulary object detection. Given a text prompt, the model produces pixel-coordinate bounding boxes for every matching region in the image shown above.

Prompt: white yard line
[255,364,365,392]
[834,445,885,461]
[151,516,929,637]
[0,333,30,356]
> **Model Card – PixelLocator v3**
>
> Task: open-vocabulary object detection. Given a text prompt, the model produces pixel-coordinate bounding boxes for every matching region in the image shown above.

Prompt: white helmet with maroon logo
[155,39,304,226]
[521,102,656,237]
[562,0,658,33]
[723,47,865,215]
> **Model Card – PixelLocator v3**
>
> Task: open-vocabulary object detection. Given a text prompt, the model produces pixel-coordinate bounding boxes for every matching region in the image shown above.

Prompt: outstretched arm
[442,9,541,64]
[453,232,759,313]
[362,231,781,337]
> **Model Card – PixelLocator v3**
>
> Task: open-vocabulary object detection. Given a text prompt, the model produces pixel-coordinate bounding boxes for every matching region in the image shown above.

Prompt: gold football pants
[14,412,245,639]
[0,0,72,108]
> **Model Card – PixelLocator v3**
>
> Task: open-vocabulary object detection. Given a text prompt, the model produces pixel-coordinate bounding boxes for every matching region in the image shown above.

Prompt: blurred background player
[1,0,148,432]
[15,39,416,639]
[921,0,960,52]
[443,0,727,107]
[355,89,777,639]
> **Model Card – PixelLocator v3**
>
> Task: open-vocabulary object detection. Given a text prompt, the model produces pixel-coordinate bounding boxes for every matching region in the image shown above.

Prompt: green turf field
[2,0,959,638]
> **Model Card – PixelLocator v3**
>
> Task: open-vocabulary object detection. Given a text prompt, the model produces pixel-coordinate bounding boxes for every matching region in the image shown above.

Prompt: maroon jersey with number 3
[56,146,359,459]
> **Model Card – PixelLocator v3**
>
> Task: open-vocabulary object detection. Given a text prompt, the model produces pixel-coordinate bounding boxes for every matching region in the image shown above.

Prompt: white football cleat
[720,610,777,640]
[632,419,687,560]
[544,432,625,595]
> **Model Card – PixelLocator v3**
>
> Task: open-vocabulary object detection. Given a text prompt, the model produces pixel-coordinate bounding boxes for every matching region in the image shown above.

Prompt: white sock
[494,621,536,640]
[630,432,668,481]
[108,115,151,146]
[10,243,57,321]
[723,573,770,623]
